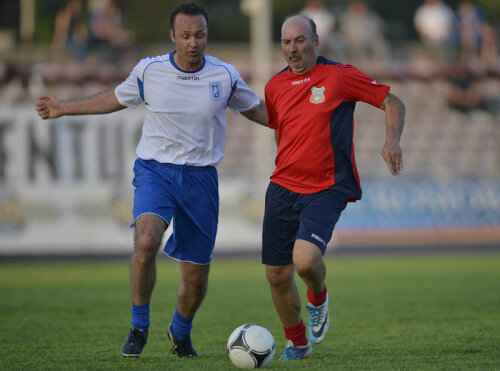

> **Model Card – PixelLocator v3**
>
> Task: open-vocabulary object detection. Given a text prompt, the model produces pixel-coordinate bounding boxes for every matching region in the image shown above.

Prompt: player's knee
[294,260,313,278]
[266,265,294,288]
[183,274,209,298]
[133,214,167,252]
[293,241,323,277]
[133,231,162,261]
[294,255,320,278]
[188,270,208,287]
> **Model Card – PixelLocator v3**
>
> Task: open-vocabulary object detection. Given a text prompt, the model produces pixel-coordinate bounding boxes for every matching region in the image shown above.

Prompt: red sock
[283,319,308,346]
[307,285,327,306]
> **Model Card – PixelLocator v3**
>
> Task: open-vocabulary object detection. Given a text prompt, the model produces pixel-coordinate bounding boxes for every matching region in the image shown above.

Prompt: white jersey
[115,52,260,166]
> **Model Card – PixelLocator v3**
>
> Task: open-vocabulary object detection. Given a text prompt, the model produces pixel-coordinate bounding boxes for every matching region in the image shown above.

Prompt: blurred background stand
[0,0,499,256]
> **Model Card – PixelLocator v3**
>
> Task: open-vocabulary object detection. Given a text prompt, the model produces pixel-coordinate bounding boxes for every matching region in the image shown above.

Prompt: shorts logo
[311,233,326,247]
[310,86,326,104]
[209,82,222,100]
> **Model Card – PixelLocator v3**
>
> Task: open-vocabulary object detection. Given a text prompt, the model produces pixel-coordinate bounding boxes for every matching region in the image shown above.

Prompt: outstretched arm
[36,88,126,120]
[379,92,405,176]
[241,100,268,127]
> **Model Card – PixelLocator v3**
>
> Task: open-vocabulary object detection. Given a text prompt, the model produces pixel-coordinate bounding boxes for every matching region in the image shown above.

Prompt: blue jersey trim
[137,77,145,102]
[227,80,237,107]
[329,100,361,199]
[316,56,342,66]
[272,57,340,79]
[140,57,169,105]
[273,65,289,77]
[168,51,206,73]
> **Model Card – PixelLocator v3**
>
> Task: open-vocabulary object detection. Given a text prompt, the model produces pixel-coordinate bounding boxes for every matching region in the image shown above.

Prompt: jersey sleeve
[341,64,390,107]
[114,60,146,108]
[227,72,260,114]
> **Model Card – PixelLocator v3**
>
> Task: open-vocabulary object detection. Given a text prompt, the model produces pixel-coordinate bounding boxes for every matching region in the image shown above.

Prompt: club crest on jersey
[209,82,222,100]
[310,86,326,104]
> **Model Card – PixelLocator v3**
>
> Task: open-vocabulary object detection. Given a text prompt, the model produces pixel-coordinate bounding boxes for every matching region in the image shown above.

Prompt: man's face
[169,13,207,71]
[281,16,318,74]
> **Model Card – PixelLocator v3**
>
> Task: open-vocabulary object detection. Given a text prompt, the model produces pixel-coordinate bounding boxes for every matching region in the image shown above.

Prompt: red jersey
[265,57,390,199]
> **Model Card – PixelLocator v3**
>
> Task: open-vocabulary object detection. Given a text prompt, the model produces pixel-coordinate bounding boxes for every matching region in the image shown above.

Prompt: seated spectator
[414,0,456,62]
[339,1,389,63]
[52,0,88,63]
[479,24,498,69]
[300,0,336,57]
[88,0,129,62]
[456,1,498,70]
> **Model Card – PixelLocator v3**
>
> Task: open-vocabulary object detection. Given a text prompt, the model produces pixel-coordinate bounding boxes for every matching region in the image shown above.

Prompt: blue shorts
[262,182,348,266]
[132,158,219,265]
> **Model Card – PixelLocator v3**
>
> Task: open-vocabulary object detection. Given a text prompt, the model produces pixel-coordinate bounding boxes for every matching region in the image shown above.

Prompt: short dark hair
[283,14,317,40]
[169,2,209,30]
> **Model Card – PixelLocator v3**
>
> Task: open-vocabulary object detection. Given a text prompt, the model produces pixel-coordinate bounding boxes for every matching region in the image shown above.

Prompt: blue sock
[171,309,193,340]
[131,304,150,331]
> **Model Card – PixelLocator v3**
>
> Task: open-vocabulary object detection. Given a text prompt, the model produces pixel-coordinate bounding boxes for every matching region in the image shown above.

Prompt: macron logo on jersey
[177,75,200,81]
[292,77,310,86]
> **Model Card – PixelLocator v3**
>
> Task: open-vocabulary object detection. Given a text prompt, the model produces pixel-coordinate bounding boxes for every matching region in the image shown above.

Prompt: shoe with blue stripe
[279,340,312,360]
[306,293,329,344]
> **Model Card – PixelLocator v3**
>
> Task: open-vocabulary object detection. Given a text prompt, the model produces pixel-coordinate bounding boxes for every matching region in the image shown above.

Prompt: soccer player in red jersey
[263,14,405,360]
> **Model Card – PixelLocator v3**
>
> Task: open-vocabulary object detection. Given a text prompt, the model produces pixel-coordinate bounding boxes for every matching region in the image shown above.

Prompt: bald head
[282,15,317,41]
[281,15,319,74]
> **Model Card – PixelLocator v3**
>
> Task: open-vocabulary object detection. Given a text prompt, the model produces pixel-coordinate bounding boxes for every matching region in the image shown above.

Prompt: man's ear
[169,29,175,43]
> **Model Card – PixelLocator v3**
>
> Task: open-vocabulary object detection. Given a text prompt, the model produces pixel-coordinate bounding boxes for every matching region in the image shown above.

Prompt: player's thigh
[297,188,348,254]
[293,239,324,270]
[179,166,219,236]
[131,158,176,227]
[165,166,219,264]
[262,182,300,266]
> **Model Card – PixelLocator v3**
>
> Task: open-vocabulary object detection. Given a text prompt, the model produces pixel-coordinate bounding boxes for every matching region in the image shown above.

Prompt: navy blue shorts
[132,158,219,265]
[262,182,348,266]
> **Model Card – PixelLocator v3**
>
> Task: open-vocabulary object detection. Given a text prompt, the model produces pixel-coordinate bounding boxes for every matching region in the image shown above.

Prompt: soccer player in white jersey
[36,2,268,359]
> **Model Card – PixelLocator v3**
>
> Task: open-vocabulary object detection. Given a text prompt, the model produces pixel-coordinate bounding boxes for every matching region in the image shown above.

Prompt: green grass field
[1,253,499,370]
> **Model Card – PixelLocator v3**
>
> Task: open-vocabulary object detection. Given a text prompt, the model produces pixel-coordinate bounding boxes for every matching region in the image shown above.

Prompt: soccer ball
[227,324,276,369]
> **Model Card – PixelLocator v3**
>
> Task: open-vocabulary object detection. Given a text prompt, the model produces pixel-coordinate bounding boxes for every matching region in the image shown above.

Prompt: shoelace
[170,344,178,355]
[170,338,193,356]
[309,305,325,327]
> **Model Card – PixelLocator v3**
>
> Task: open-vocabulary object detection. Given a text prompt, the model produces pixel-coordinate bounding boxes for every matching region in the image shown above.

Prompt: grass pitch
[1,253,499,370]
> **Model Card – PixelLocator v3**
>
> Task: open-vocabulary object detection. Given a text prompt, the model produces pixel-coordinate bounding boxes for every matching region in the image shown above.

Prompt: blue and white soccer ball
[227,324,276,369]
